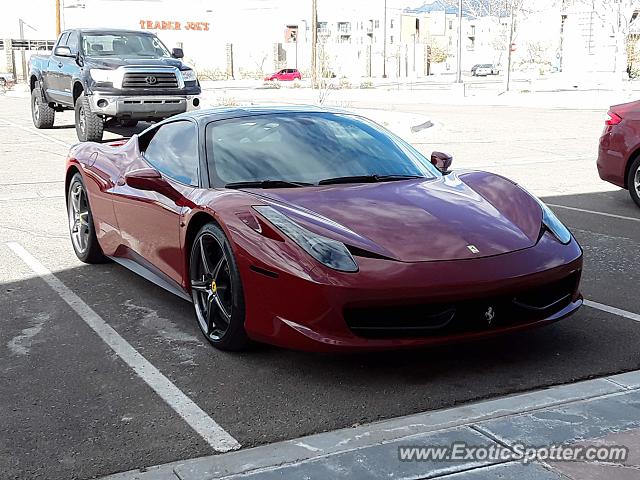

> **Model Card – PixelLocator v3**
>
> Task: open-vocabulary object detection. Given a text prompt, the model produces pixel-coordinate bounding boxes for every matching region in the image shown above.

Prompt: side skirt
[108,255,193,303]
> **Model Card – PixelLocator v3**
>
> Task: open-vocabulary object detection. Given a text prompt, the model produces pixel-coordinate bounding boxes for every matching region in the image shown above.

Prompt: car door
[45,32,69,103]
[57,31,80,103]
[111,120,199,284]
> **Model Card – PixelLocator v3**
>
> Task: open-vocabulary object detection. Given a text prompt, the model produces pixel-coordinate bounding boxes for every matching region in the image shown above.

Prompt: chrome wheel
[191,233,234,341]
[68,183,90,254]
[634,165,640,198]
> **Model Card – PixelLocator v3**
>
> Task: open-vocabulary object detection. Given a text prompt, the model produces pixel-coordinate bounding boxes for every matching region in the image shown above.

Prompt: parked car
[471,64,499,76]
[29,28,201,142]
[264,68,302,81]
[598,100,640,207]
[65,106,583,352]
[0,72,15,88]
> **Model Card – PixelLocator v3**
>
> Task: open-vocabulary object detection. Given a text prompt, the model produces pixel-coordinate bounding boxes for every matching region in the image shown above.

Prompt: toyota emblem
[145,76,158,85]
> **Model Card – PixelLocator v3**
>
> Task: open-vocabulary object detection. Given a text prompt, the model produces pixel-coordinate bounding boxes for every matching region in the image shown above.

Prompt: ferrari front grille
[344,271,580,339]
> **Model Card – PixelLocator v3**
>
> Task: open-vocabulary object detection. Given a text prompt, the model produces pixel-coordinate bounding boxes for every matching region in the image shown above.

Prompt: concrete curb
[99,369,640,480]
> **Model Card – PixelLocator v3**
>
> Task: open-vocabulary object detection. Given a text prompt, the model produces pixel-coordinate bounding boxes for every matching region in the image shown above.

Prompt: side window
[56,32,69,50]
[66,32,79,54]
[143,121,199,186]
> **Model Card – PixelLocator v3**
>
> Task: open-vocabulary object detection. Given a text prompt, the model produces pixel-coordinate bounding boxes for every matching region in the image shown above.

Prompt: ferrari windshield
[206,113,439,187]
[81,33,171,57]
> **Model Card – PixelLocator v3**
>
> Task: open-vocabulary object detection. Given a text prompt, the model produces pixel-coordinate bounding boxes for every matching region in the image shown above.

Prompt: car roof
[164,105,353,126]
[71,28,157,35]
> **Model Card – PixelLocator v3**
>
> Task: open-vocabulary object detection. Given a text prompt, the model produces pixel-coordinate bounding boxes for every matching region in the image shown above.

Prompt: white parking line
[585,299,640,323]
[0,118,73,148]
[6,242,241,453]
[547,204,640,223]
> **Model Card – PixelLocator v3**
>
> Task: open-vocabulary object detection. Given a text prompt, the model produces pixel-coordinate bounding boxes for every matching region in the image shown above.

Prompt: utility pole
[455,0,463,83]
[19,19,26,83]
[505,0,516,91]
[382,0,387,78]
[311,0,318,88]
[55,0,61,36]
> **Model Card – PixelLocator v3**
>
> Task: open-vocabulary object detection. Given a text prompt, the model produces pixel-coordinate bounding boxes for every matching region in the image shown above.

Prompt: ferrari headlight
[254,206,358,272]
[89,69,116,83]
[181,69,197,82]
[535,198,572,244]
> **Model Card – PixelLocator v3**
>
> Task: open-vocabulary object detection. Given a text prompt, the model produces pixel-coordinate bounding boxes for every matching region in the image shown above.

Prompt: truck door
[47,32,75,105]
[58,31,80,103]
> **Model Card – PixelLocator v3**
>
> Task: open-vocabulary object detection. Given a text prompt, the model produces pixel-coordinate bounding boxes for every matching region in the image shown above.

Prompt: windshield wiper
[318,174,426,186]
[224,180,313,189]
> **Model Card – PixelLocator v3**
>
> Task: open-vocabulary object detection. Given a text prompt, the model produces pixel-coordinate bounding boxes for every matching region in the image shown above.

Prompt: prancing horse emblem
[467,245,480,254]
[485,306,496,326]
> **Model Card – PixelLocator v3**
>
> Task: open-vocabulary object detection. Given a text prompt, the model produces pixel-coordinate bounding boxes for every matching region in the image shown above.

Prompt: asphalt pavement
[1,92,639,479]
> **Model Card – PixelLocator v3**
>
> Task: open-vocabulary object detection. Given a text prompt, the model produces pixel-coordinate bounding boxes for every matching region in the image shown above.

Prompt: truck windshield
[81,33,171,58]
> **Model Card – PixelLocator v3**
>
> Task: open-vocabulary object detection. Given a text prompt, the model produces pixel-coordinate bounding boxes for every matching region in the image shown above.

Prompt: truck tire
[75,93,104,142]
[31,82,55,129]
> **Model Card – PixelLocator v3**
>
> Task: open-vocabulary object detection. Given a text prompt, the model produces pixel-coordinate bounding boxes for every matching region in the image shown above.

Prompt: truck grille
[122,71,178,89]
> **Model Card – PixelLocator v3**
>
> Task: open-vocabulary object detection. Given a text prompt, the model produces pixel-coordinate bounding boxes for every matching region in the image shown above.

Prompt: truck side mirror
[171,48,184,59]
[54,46,74,57]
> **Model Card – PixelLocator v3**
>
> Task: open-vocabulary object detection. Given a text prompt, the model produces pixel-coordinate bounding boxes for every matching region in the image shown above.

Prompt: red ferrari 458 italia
[65,106,583,352]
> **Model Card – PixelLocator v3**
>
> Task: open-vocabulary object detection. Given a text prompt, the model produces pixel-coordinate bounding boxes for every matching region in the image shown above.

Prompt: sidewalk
[101,369,640,480]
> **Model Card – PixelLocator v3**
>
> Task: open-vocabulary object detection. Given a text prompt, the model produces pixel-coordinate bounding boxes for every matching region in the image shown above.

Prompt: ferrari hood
[249,172,543,263]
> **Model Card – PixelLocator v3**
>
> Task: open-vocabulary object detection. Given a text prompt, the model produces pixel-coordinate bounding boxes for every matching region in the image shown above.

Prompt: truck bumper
[87,93,201,119]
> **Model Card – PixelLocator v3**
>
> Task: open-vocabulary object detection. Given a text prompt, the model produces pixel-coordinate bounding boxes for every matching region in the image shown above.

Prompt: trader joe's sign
[140,20,210,31]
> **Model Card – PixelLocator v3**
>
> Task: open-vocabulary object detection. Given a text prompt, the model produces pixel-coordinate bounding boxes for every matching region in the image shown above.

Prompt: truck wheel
[75,93,104,142]
[31,82,55,129]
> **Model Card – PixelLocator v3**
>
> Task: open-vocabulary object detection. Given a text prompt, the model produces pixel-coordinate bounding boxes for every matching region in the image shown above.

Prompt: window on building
[390,35,394,44]
[449,20,453,30]
[449,37,452,47]
[375,20,380,28]
[390,19,394,28]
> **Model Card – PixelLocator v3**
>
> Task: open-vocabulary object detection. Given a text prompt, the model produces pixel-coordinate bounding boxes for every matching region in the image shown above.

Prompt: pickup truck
[29,28,201,142]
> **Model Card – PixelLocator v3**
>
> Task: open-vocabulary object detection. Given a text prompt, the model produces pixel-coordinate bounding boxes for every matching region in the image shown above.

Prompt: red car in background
[264,68,302,81]
[598,100,640,207]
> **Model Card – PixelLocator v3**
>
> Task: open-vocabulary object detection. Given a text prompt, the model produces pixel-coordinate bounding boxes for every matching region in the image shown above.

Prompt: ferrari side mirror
[431,151,453,174]
[125,167,167,191]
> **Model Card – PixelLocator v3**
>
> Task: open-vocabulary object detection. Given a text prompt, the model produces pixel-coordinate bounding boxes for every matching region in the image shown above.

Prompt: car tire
[75,93,104,142]
[31,82,55,129]
[67,173,107,264]
[627,156,640,208]
[189,222,250,351]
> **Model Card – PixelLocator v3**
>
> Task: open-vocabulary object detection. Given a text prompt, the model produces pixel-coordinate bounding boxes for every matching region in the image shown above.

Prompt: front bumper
[87,93,201,119]
[237,231,583,352]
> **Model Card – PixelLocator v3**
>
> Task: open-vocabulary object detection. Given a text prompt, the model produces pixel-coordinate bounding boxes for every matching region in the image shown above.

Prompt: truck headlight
[89,69,116,83]
[181,69,197,82]
[253,206,358,272]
